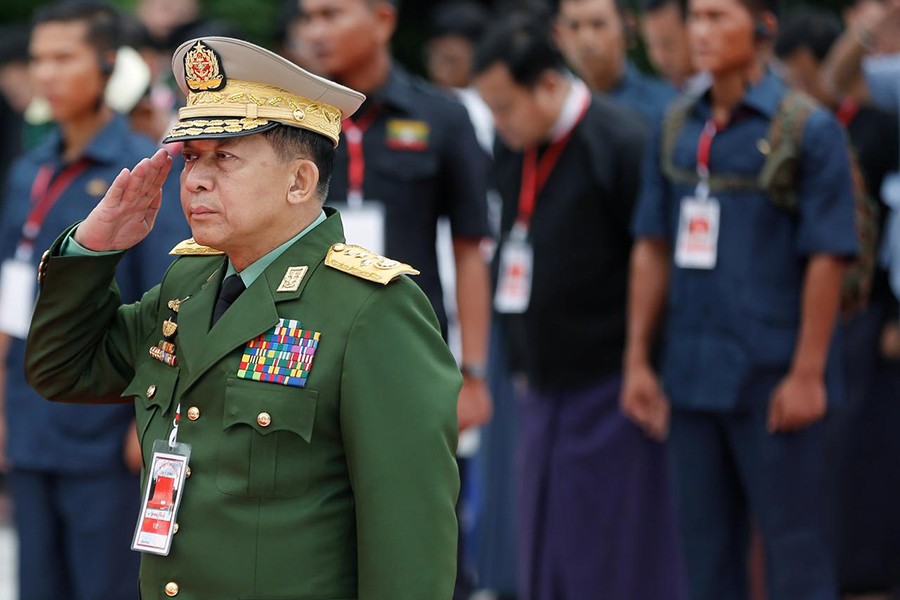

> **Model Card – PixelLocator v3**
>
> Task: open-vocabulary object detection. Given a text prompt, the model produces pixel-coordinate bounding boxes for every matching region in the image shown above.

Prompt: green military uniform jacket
[25,209,461,599]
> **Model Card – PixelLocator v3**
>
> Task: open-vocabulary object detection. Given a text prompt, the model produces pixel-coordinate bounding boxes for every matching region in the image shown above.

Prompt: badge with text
[0,259,37,339]
[132,440,191,556]
[675,196,720,270]
[494,225,534,314]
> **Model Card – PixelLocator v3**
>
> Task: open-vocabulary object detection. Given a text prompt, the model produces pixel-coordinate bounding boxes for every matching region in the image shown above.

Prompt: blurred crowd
[0,0,899,599]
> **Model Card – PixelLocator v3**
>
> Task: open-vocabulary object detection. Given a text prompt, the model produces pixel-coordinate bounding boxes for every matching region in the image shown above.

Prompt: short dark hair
[640,0,687,19]
[262,126,335,201]
[736,0,779,16]
[774,7,842,62]
[32,0,122,58]
[473,15,567,87]
[428,1,490,44]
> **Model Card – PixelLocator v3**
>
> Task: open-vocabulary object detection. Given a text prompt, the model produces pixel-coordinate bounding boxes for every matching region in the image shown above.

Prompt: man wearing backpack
[622,0,858,598]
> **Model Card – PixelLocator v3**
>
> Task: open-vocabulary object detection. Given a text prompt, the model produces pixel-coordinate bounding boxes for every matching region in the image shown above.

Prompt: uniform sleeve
[795,110,859,257]
[631,122,673,240]
[24,225,159,403]
[438,101,491,240]
[340,277,461,599]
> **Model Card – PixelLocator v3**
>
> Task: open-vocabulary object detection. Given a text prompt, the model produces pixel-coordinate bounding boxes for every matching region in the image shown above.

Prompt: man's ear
[287,158,320,206]
[372,1,398,45]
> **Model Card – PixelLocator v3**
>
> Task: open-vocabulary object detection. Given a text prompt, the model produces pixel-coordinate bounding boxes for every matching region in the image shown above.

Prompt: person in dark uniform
[554,0,676,125]
[775,9,900,596]
[0,2,187,599]
[294,0,493,433]
[24,35,462,599]
[624,0,858,598]
[473,16,686,600]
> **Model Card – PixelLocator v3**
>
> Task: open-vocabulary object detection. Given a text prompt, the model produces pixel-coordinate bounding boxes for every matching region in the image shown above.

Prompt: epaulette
[169,238,225,256]
[325,243,419,285]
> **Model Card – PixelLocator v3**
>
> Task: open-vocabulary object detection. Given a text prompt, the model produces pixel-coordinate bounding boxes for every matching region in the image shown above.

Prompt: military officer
[24,36,461,599]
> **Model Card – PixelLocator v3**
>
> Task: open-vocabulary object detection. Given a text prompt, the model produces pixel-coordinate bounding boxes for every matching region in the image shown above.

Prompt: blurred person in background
[0,2,187,598]
[294,1,493,597]
[624,0,858,598]
[555,0,676,125]
[474,15,686,600]
[776,8,900,599]
[639,0,710,94]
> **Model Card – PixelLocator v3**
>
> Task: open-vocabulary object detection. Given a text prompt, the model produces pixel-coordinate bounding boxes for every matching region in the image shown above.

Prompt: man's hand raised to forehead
[74,149,173,252]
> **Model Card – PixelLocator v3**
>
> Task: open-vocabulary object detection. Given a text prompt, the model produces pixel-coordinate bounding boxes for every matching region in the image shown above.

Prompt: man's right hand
[74,148,173,252]
[621,362,670,442]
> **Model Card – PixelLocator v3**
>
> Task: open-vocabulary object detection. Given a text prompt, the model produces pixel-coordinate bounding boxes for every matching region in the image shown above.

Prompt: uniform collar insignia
[277,266,309,293]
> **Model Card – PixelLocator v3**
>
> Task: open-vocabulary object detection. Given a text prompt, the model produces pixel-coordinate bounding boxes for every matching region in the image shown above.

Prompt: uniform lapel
[175,260,224,377]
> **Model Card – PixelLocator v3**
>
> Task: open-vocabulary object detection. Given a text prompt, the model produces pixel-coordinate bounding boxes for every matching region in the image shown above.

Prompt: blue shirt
[0,113,189,472]
[631,71,858,412]
[608,61,677,128]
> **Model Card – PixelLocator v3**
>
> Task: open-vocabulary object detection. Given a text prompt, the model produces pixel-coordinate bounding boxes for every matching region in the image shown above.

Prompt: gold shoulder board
[169,238,225,256]
[325,243,419,285]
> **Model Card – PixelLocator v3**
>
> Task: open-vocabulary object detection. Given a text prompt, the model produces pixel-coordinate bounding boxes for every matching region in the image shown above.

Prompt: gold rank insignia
[86,178,108,197]
[161,317,178,338]
[169,238,225,256]
[325,243,419,285]
[184,41,225,92]
[277,266,308,292]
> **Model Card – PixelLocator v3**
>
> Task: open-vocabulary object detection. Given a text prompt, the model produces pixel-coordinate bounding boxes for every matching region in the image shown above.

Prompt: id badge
[132,440,191,556]
[334,201,386,256]
[0,259,37,339]
[494,225,533,314]
[675,197,720,270]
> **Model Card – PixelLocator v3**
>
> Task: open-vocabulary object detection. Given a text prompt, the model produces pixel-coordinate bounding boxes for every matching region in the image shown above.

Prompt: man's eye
[216,152,232,160]
[182,153,197,162]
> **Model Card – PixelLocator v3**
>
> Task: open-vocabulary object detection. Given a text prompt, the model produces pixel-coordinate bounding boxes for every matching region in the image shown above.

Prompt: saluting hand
[74,148,173,252]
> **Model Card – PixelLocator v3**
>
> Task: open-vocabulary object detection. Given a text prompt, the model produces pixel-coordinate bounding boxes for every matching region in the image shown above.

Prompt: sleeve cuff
[60,228,122,257]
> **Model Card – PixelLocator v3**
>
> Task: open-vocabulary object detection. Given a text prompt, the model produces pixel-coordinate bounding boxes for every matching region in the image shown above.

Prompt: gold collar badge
[184,41,226,92]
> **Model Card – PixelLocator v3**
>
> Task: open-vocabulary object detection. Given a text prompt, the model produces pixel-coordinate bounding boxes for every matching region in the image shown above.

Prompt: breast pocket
[216,377,318,498]
[121,360,180,453]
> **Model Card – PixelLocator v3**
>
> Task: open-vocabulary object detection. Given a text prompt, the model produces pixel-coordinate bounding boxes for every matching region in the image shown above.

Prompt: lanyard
[18,160,90,260]
[835,97,860,128]
[342,105,381,208]
[695,119,724,200]
[515,97,590,230]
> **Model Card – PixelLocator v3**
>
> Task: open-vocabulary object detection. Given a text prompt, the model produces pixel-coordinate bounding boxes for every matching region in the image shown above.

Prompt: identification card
[675,197,720,270]
[333,201,386,256]
[494,225,533,314]
[0,259,37,339]
[132,440,191,556]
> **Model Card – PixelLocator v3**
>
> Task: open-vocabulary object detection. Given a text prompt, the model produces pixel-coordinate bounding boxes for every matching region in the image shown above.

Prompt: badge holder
[674,172,721,270]
[132,436,191,556]
[0,244,37,339]
[494,222,534,314]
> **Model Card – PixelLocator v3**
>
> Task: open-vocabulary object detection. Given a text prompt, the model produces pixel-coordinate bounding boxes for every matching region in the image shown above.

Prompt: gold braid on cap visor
[168,78,343,145]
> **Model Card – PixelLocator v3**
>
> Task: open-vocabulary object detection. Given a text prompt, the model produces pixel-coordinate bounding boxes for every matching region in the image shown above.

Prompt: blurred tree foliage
[0,0,855,76]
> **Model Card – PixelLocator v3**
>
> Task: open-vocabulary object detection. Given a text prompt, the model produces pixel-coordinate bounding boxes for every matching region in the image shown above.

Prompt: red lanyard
[342,105,381,207]
[835,97,860,129]
[19,160,90,257]
[696,119,724,179]
[516,98,590,228]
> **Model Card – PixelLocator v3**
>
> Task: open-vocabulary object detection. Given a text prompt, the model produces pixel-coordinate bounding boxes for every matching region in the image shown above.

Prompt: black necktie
[211,274,245,325]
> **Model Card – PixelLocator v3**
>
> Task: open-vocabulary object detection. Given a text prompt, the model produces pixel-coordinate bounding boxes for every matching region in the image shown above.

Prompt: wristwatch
[460,362,488,381]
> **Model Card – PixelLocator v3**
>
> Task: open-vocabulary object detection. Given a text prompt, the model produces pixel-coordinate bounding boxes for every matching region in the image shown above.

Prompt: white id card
[0,259,37,339]
[494,226,533,314]
[675,197,720,270]
[132,440,191,556]
[334,201,386,256]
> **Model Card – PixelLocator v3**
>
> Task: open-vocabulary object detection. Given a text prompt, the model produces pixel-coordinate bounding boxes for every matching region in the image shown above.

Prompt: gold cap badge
[184,41,225,92]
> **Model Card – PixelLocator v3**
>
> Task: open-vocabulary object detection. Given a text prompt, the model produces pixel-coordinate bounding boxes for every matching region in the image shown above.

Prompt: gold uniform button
[257,412,272,427]
[185,466,192,478]
[332,243,346,252]
[165,581,179,596]
[187,406,200,421]
[173,523,179,534]
[146,385,157,399]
